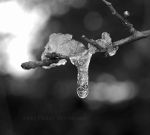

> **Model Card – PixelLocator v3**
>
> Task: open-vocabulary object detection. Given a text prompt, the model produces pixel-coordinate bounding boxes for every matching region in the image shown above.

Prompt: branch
[20,0,150,100]
[82,30,150,52]
[82,35,106,52]
[21,0,150,70]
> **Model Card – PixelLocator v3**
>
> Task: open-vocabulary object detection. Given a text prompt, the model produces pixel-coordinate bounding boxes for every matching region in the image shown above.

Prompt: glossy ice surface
[40,32,117,98]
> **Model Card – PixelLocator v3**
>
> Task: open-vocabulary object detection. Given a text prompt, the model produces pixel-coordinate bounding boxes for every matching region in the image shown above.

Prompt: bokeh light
[87,73,137,105]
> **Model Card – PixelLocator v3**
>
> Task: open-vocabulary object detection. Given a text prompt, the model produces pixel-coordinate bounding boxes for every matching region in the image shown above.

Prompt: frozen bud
[101,32,112,43]
[101,32,118,56]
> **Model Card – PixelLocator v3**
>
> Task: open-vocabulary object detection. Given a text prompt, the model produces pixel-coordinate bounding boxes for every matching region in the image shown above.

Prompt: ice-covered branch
[21,0,150,99]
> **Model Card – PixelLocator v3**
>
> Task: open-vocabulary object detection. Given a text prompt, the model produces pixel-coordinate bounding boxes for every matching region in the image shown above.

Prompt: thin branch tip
[21,52,69,70]
[102,0,111,5]
[102,0,136,33]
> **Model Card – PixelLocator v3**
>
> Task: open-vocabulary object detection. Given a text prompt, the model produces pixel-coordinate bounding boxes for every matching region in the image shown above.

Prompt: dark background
[0,0,150,135]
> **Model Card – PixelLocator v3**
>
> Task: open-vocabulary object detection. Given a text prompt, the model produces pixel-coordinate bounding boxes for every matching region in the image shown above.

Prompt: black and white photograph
[0,0,150,135]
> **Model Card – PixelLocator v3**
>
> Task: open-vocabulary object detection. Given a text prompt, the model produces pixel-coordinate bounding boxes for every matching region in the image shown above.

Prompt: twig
[44,52,69,60]
[82,35,106,52]
[21,53,68,70]
[21,59,57,70]
[81,0,150,51]
[102,0,136,33]
[21,61,46,70]
[113,30,150,46]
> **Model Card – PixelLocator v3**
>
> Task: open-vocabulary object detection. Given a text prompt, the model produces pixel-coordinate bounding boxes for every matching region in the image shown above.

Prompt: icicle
[70,52,92,99]
[76,65,89,98]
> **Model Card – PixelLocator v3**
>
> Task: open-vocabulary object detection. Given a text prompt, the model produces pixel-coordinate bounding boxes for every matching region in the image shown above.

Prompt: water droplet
[77,86,88,98]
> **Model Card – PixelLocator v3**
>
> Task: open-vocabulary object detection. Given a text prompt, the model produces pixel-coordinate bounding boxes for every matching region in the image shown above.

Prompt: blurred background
[0,0,150,134]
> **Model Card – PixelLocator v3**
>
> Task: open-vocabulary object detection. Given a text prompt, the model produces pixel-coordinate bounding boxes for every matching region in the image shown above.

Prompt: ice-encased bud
[101,32,119,56]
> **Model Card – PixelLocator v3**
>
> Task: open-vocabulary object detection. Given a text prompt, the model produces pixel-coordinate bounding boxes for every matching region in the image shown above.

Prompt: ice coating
[40,33,96,98]
[41,33,86,59]
[70,52,92,98]
[41,33,87,69]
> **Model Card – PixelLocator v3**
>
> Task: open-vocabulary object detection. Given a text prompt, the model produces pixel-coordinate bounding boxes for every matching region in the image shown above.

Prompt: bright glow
[87,74,137,103]
[0,1,35,35]
[6,36,34,77]
[0,1,49,78]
